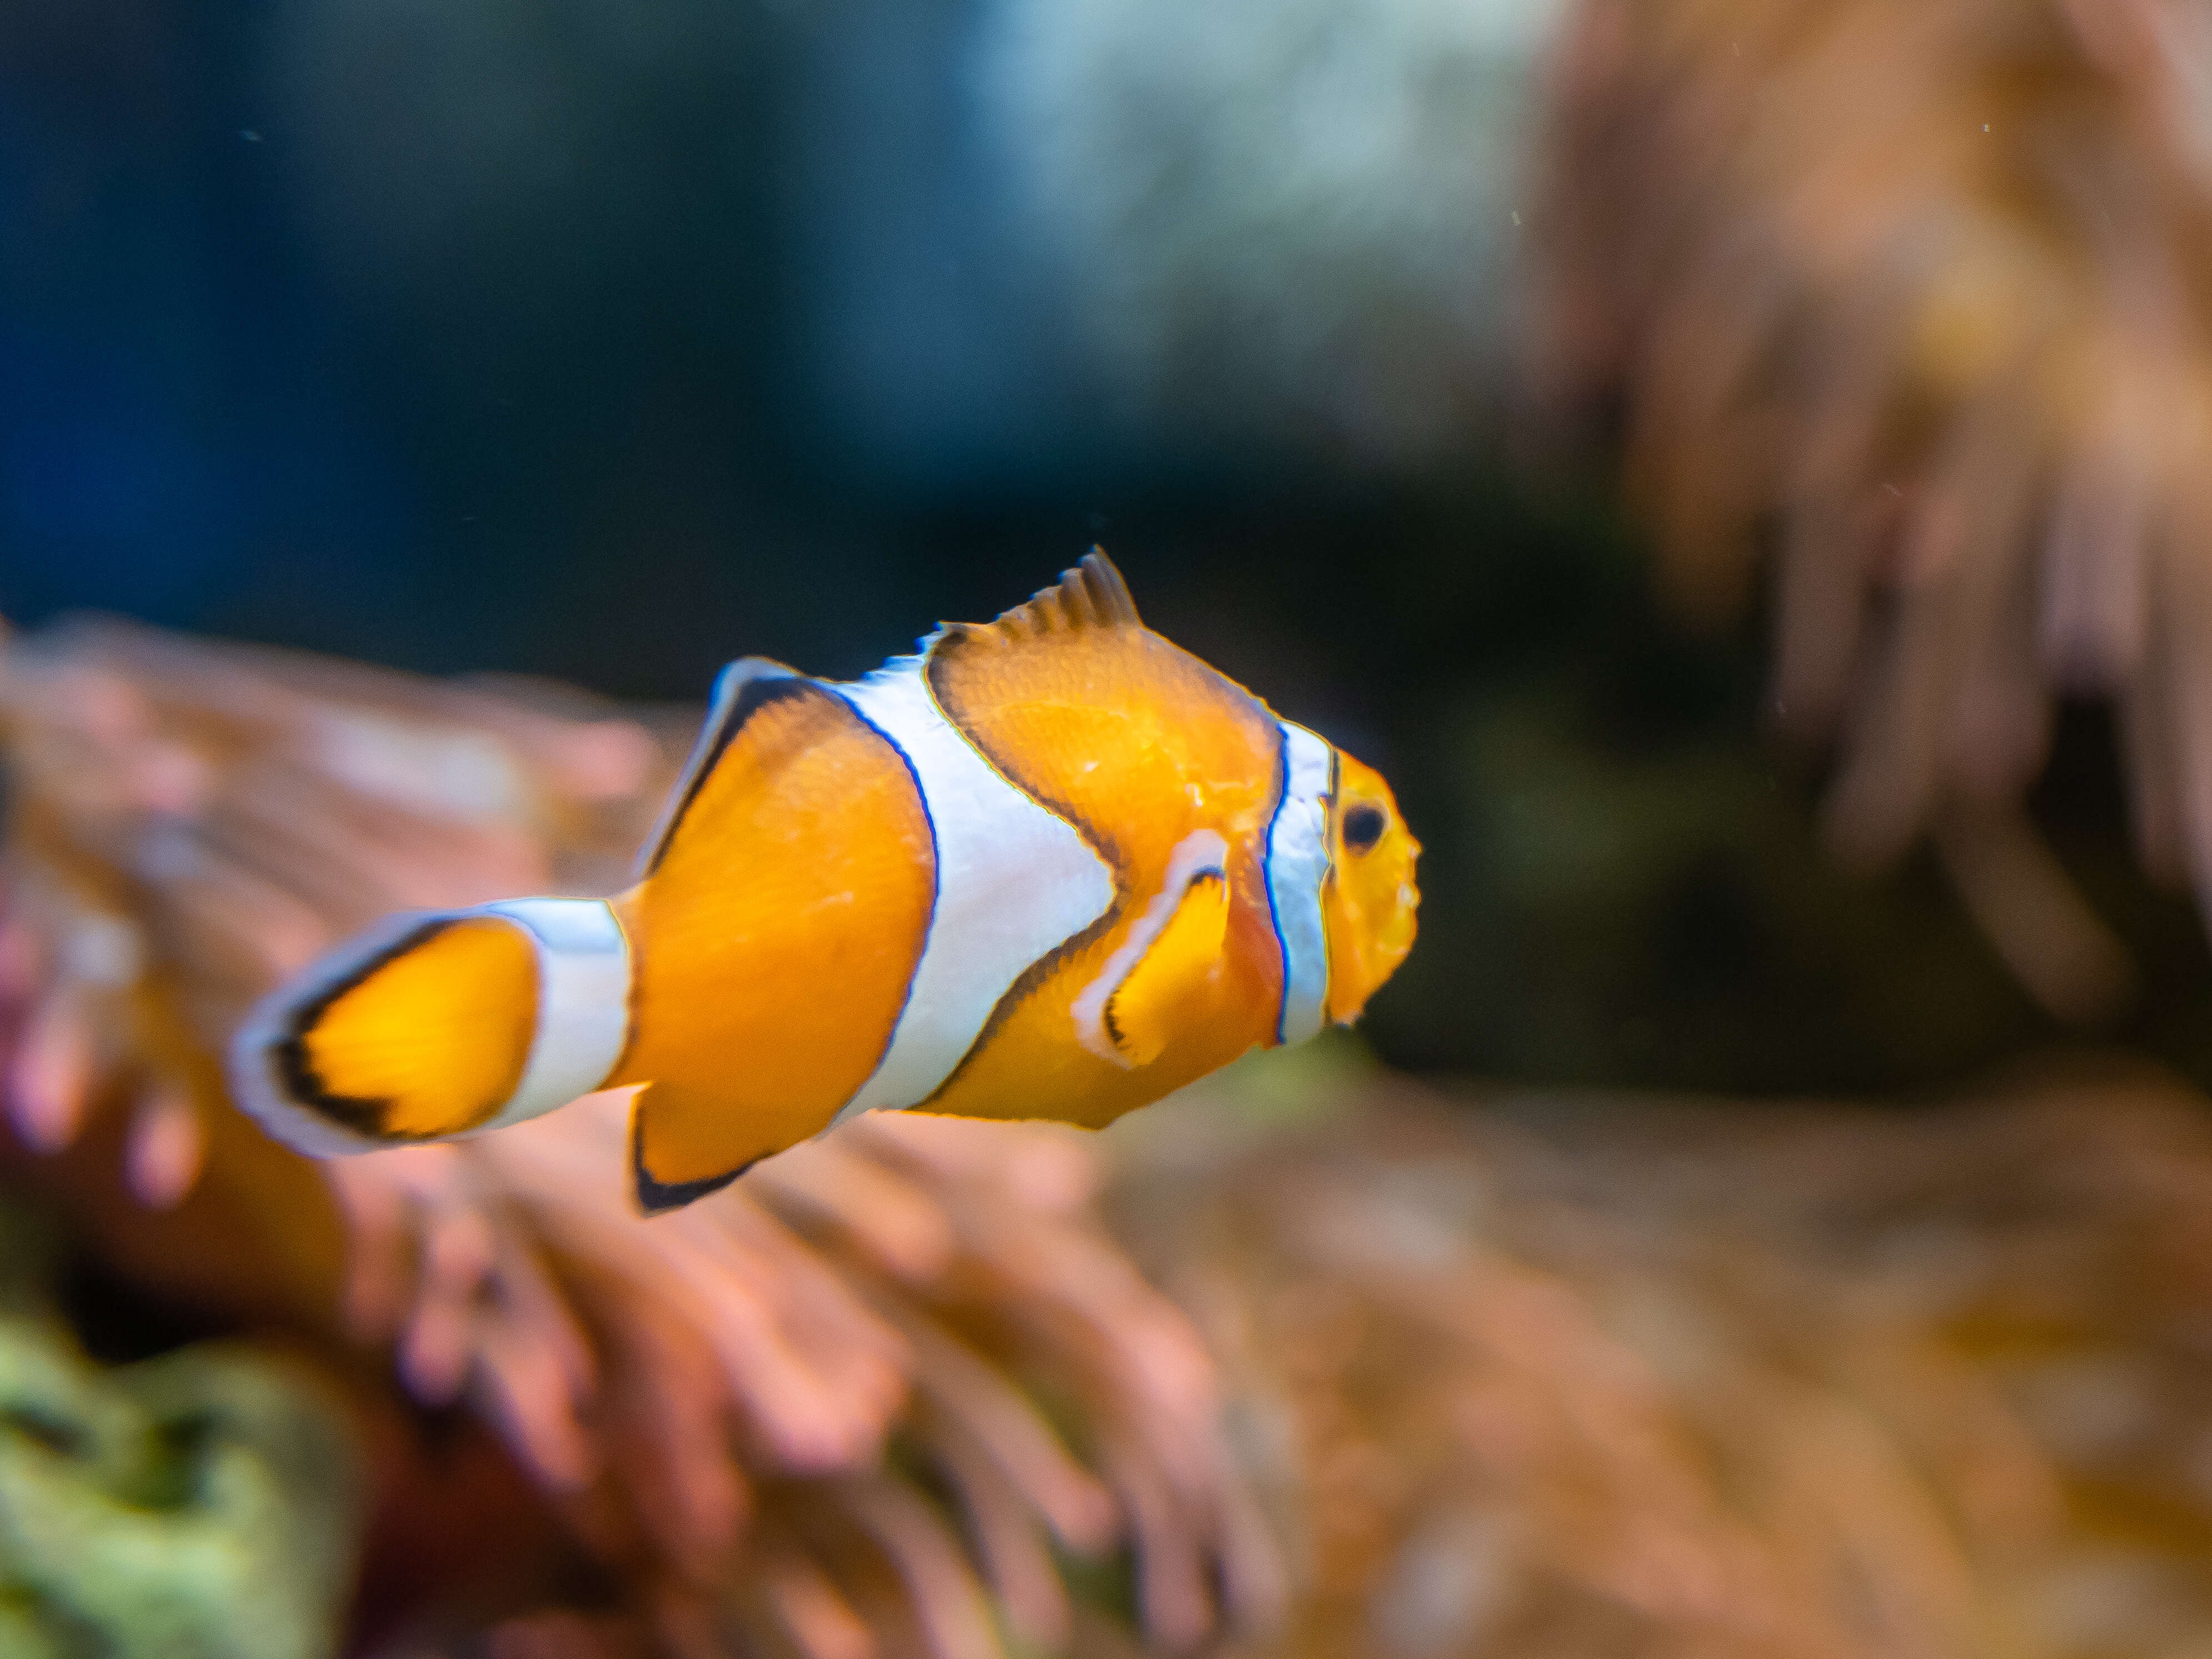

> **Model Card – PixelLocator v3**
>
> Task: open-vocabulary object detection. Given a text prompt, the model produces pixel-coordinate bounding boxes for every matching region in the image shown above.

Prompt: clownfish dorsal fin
[925,552,1279,879]
[635,656,802,880]
[978,549,1141,641]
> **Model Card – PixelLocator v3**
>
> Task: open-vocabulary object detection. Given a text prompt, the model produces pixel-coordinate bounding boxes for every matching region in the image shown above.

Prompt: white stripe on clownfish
[1265,721,1335,1046]
[472,897,632,1129]
[832,651,1115,1122]
[1070,828,1230,1066]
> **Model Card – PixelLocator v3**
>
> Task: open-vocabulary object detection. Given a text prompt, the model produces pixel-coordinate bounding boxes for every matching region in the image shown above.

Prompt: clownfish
[229,553,1418,1211]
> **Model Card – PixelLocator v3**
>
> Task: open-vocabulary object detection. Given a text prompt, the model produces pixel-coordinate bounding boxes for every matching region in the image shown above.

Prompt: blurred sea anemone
[979,0,2212,1032]
[19,617,2212,1657]
[1536,0,2212,1026]
[0,617,1280,1656]
[1131,1057,2212,1659]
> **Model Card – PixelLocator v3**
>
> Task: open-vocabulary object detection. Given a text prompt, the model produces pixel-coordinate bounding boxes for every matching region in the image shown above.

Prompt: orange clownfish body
[230,553,1419,1211]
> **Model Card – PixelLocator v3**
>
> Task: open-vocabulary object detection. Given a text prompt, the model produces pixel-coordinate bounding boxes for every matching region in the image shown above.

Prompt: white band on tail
[1265,722,1334,1046]
[473,897,632,1132]
[226,897,631,1157]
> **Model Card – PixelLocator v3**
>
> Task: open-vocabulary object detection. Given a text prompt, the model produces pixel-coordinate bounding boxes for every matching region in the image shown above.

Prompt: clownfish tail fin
[227,897,632,1158]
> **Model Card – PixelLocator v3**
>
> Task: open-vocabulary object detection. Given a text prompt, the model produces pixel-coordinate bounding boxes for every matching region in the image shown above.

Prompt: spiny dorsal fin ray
[984,549,1141,641]
[924,544,1280,888]
[635,657,801,880]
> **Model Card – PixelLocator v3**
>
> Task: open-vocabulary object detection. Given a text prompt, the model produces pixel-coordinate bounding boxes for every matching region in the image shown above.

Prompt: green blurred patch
[0,1205,360,1659]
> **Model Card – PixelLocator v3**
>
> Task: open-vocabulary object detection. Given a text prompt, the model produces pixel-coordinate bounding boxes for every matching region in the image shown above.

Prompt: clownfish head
[1321,749,1419,1025]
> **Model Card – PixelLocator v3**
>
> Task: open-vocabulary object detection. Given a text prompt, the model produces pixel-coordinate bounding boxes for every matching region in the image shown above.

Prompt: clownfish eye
[1342,802,1387,853]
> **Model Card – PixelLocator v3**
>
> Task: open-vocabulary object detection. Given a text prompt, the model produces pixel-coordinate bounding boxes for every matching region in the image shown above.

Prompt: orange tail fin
[229,898,632,1158]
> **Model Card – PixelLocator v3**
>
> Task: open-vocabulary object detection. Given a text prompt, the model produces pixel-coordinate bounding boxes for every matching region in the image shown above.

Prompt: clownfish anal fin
[980,548,1141,639]
[627,1080,767,1215]
[1103,870,1231,1068]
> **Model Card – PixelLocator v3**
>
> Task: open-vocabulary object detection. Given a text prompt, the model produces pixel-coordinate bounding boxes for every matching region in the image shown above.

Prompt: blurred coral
[0,617,1277,1656]
[34,611,2212,1659]
[0,1201,360,1659]
[1536,0,2212,1024]
[1124,1055,2212,1658]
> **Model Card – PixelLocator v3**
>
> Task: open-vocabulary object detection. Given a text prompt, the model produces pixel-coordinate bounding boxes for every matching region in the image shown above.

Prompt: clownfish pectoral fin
[228,897,632,1159]
[628,1079,775,1214]
[1100,870,1232,1068]
[1107,871,1231,1067]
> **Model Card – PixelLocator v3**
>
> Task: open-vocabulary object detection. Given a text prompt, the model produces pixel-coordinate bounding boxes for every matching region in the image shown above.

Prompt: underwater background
[15,0,2212,1655]
[18,0,2204,1103]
